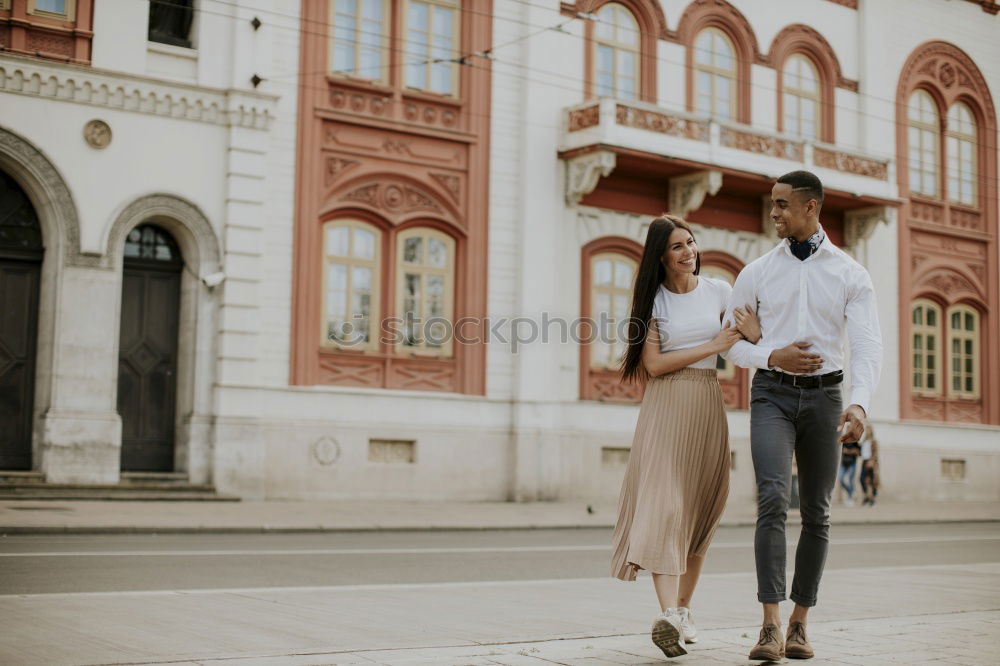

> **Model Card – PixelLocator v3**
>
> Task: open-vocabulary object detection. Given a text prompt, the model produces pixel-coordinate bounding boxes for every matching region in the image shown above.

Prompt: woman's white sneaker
[677,607,698,644]
[651,610,688,658]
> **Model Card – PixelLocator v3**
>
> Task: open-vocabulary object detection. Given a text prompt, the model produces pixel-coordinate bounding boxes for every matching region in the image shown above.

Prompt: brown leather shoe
[748,623,784,661]
[785,621,815,659]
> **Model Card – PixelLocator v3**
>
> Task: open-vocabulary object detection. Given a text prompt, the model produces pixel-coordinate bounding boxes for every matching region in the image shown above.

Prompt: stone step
[0,479,240,501]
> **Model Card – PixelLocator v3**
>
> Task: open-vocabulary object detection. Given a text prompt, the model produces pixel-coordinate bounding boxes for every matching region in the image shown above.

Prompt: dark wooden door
[118,225,183,472]
[0,170,43,470]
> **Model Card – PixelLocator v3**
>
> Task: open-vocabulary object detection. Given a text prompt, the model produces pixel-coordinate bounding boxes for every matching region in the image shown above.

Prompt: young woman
[611,215,760,658]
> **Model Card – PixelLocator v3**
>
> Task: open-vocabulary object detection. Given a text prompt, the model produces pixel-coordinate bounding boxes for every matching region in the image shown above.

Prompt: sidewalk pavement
[1,497,998,534]
[4,561,998,664]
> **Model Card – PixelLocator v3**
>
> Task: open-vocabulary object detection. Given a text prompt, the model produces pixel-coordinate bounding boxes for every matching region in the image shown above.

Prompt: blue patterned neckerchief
[788,227,825,261]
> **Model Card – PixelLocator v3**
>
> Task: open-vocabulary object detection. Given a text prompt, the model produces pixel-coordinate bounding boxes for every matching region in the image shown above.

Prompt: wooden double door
[117,225,183,472]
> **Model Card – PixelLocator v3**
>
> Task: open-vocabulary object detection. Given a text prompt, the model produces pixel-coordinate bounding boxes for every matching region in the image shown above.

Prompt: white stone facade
[2,0,997,503]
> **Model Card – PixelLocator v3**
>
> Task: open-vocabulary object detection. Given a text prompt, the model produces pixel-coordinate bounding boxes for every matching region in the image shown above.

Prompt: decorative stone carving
[720,127,804,161]
[324,157,359,186]
[568,104,601,132]
[310,437,341,466]
[430,172,461,202]
[104,194,222,272]
[83,119,112,149]
[668,170,722,218]
[920,270,980,298]
[0,60,275,130]
[340,182,444,215]
[939,62,956,88]
[616,104,709,141]
[565,150,616,206]
[0,126,82,265]
[845,206,894,248]
[813,146,889,180]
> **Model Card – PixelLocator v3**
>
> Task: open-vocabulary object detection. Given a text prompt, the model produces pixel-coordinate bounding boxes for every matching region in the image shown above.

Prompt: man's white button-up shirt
[723,235,883,414]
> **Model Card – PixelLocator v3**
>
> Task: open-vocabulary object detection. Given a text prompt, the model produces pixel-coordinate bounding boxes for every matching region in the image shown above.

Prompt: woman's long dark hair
[619,215,701,383]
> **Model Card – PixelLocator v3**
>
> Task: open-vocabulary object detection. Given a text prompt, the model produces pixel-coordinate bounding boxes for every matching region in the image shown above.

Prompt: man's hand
[767,342,823,374]
[837,404,867,443]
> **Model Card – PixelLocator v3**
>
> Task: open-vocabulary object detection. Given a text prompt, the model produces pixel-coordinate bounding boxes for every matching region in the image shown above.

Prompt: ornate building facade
[1,0,997,502]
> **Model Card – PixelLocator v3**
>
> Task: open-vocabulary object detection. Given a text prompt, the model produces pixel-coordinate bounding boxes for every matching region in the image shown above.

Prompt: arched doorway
[0,170,43,470]
[117,224,183,472]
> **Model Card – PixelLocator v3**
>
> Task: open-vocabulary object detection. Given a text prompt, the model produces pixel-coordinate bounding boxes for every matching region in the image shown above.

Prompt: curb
[2,517,996,535]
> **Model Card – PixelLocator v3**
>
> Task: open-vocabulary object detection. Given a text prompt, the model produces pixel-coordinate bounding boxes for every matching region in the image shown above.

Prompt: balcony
[559,98,898,209]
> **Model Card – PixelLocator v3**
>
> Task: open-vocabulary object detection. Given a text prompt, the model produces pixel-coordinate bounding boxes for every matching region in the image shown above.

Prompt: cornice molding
[0,54,277,130]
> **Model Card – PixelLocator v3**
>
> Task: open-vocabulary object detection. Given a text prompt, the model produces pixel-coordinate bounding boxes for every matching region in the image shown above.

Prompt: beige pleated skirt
[611,367,730,581]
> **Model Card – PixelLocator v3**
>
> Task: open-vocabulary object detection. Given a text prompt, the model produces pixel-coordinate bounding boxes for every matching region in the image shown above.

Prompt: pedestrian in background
[859,426,880,506]
[838,440,862,507]
[612,215,761,659]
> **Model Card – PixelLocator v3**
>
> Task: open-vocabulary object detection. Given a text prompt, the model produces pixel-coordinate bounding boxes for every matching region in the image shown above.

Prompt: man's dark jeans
[750,370,843,607]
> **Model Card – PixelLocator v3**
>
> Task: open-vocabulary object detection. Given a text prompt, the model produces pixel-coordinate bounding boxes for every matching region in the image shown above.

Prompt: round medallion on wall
[83,120,112,149]
[311,436,341,466]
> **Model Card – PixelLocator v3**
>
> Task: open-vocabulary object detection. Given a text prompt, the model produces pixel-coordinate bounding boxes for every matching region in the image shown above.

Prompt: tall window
[405,0,459,95]
[782,55,820,140]
[590,253,635,369]
[946,102,977,206]
[911,300,941,395]
[323,220,381,350]
[397,228,455,355]
[694,28,737,121]
[330,0,387,81]
[947,305,979,398]
[700,266,736,380]
[907,90,940,197]
[593,3,640,100]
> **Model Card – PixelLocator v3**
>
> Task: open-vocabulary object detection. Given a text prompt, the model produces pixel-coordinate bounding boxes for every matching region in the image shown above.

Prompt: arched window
[700,265,736,380]
[593,3,640,100]
[404,0,460,95]
[694,28,737,121]
[330,0,389,82]
[947,305,979,398]
[946,102,977,206]
[782,54,821,140]
[911,299,942,396]
[397,227,455,356]
[322,220,381,350]
[590,252,636,369]
[907,90,940,198]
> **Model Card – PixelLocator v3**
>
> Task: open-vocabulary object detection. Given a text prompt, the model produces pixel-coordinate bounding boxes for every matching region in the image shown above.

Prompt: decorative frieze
[0,57,275,130]
[720,127,804,161]
[616,104,709,141]
[813,146,889,180]
[568,104,600,132]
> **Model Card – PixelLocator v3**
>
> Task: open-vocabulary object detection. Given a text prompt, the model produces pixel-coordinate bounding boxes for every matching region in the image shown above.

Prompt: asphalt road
[2,521,998,596]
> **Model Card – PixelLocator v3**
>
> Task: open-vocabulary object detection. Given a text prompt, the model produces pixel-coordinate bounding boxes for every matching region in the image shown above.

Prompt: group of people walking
[611,170,883,661]
[838,430,880,507]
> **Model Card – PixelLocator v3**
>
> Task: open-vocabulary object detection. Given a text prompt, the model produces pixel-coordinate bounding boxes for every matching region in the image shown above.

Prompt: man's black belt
[758,369,844,389]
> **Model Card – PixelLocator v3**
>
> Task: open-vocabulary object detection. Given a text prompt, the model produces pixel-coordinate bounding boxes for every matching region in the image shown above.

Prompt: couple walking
[611,170,883,660]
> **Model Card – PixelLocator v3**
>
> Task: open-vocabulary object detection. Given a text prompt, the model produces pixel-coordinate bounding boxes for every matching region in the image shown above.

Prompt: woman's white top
[652,276,733,370]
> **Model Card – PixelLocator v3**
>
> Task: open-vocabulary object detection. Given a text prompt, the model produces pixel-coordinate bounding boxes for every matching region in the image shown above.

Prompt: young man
[725,170,882,660]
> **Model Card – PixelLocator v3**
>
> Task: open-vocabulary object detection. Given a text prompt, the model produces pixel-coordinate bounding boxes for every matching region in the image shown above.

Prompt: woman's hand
[733,305,762,344]
[712,321,743,353]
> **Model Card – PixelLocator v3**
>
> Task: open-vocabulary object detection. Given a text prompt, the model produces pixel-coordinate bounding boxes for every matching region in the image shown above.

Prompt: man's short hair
[777,170,824,206]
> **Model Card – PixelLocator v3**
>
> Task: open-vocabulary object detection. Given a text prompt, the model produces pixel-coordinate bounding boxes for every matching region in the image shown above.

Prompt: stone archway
[105,194,222,482]
[0,127,82,475]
